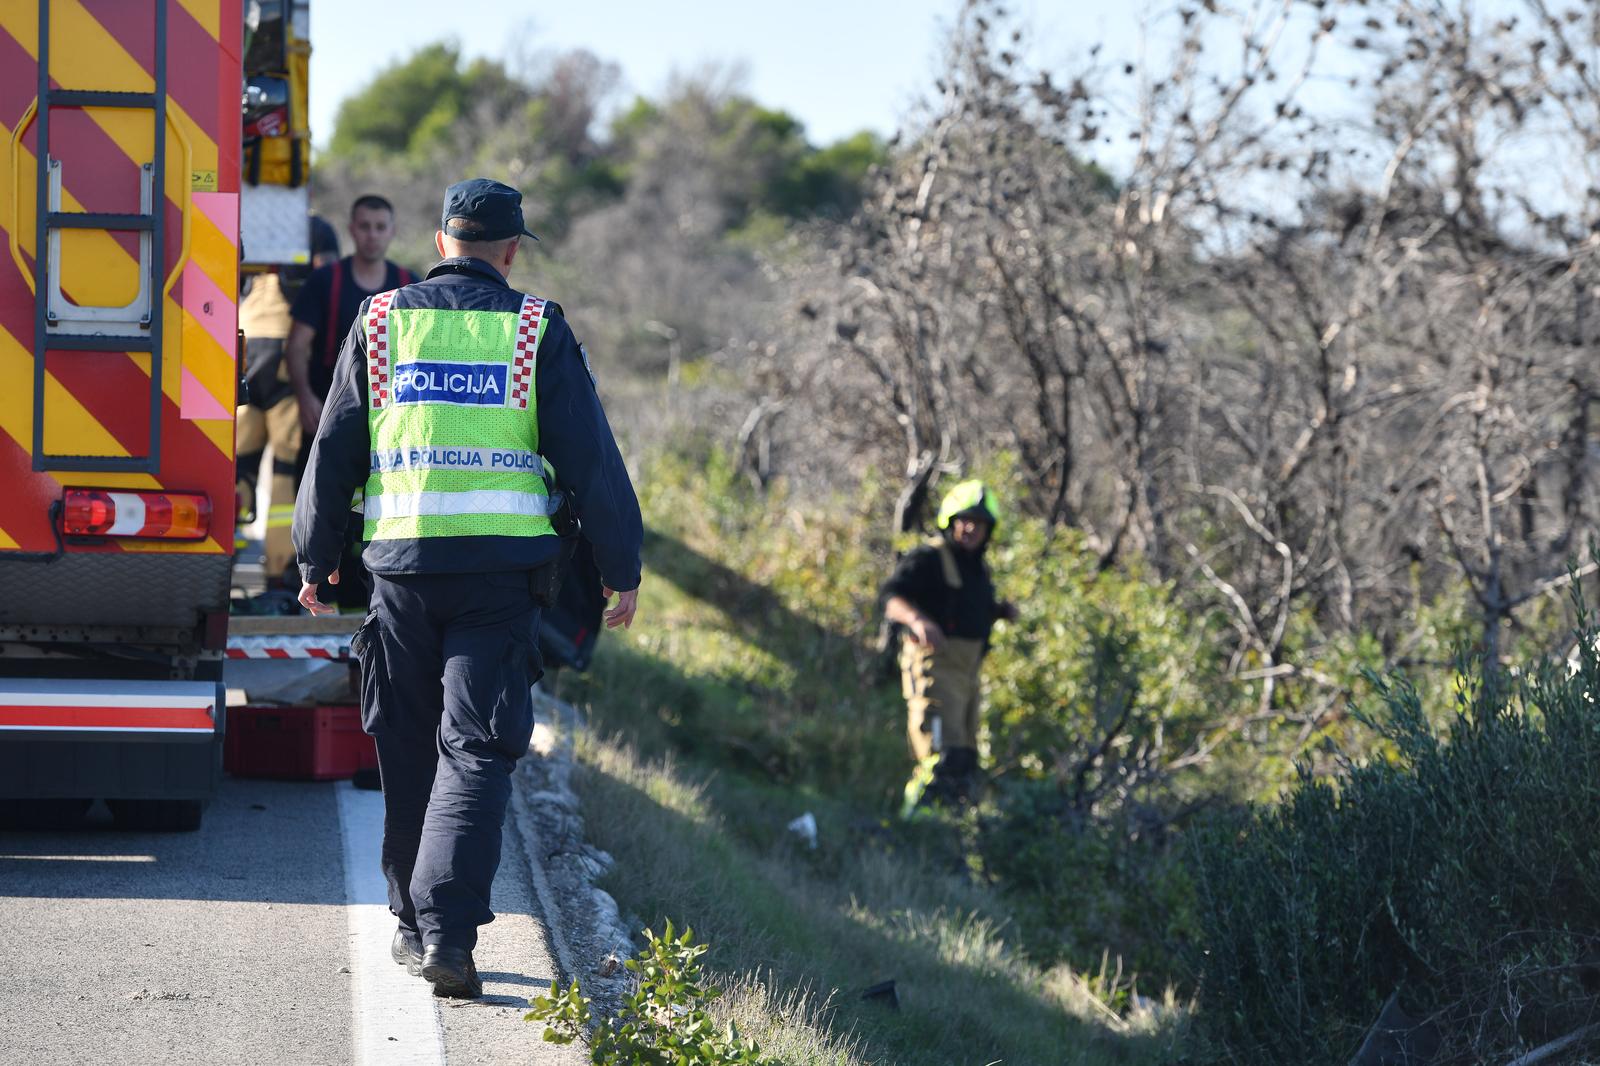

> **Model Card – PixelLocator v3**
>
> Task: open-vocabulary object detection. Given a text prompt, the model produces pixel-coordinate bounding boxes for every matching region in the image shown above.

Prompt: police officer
[292,178,643,999]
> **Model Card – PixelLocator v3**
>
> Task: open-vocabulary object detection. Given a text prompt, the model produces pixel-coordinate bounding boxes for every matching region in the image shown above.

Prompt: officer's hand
[298,568,340,616]
[603,586,638,630]
[298,395,323,438]
[912,616,946,650]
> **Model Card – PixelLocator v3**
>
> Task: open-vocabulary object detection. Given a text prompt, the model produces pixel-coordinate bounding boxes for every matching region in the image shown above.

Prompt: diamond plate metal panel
[240,183,310,266]
[0,552,231,628]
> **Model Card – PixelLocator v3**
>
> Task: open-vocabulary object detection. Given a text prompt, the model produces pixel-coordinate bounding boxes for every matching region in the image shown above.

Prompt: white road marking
[0,854,156,862]
[337,782,447,1066]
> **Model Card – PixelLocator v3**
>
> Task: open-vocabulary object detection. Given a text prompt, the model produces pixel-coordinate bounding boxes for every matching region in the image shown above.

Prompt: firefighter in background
[294,178,642,999]
[235,215,340,576]
[882,481,1017,810]
[285,194,414,605]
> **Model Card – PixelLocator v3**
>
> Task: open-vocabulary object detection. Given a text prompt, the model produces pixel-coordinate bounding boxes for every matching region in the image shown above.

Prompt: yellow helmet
[936,480,1000,530]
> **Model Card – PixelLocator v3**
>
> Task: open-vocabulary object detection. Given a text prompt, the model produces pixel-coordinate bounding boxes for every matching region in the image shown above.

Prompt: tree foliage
[757,0,1600,747]
[327,42,527,160]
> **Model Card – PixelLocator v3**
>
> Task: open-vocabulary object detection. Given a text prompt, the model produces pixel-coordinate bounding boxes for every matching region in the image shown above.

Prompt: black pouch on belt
[528,491,580,608]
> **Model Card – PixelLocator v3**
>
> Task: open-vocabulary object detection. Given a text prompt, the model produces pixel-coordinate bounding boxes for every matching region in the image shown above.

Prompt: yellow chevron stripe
[44,1,154,92]
[1,119,180,467]
[181,313,235,415]
[3,118,169,332]
[0,321,222,553]
[116,534,226,554]
[0,121,151,309]
[0,321,159,489]
[179,201,238,442]
[0,3,222,212]
[189,198,234,296]
[167,98,219,198]
[176,0,221,43]
[0,12,235,478]
[1,124,233,467]
[0,524,18,549]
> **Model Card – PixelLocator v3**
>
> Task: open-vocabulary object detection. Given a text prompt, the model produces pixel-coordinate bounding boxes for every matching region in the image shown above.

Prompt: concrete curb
[510,686,636,1014]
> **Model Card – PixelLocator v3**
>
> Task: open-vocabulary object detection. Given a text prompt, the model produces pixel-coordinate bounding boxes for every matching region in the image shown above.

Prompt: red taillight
[60,489,212,540]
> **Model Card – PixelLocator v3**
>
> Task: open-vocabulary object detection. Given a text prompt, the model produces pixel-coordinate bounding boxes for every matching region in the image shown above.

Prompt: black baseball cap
[439,178,540,242]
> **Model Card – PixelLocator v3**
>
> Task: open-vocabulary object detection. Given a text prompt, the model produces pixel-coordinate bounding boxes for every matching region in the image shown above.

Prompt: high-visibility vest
[361,289,559,542]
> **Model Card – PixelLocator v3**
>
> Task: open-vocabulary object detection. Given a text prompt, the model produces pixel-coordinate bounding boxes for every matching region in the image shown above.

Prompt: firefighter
[285,194,414,604]
[882,480,1017,811]
[292,178,643,999]
[235,215,340,581]
[286,194,414,440]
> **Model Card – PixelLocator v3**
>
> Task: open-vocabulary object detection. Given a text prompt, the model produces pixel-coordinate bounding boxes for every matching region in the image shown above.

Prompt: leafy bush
[977,777,1199,982]
[528,921,777,1066]
[1187,606,1600,1064]
[985,523,1238,811]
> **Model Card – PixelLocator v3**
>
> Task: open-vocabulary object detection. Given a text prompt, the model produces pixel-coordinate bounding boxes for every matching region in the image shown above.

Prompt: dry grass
[570,730,1186,1066]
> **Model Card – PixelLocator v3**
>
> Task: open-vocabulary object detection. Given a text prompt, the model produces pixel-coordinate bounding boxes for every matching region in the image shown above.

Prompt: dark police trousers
[353,569,541,953]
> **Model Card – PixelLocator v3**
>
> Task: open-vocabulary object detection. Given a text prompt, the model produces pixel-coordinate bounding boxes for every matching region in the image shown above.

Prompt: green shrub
[527,921,777,1066]
[1187,612,1600,1063]
[977,777,1199,983]
[985,523,1238,808]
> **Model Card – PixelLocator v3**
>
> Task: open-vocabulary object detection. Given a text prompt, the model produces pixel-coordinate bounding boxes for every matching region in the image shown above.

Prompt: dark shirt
[881,541,999,643]
[290,256,411,401]
[292,256,644,592]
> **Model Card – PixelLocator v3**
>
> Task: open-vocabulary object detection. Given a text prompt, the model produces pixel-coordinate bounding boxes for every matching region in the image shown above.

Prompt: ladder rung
[48,90,158,109]
[45,333,154,352]
[48,212,156,231]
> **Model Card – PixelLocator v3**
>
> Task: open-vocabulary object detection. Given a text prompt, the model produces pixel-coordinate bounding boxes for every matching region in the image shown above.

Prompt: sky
[308,0,1146,149]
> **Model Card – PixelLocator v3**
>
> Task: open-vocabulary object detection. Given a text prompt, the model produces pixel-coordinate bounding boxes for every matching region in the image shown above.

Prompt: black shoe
[420,945,481,999]
[390,929,422,976]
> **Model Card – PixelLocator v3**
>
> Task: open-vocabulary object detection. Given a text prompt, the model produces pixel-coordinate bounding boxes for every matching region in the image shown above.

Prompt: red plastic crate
[224,703,377,781]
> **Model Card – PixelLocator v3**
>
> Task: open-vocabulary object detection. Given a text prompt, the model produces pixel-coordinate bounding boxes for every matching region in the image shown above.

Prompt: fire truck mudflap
[0,678,224,797]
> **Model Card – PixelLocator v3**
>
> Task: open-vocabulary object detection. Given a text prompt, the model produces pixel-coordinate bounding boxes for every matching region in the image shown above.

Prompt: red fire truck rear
[0,0,313,830]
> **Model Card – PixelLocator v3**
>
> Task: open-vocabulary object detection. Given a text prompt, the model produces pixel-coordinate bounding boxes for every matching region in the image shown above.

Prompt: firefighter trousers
[900,636,984,761]
[234,391,301,577]
[353,570,541,953]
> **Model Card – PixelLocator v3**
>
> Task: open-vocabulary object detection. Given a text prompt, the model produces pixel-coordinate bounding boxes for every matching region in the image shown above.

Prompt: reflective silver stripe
[368,447,543,473]
[364,490,559,521]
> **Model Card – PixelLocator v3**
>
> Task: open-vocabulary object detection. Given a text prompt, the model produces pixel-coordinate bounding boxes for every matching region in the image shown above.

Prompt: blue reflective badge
[391,362,508,406]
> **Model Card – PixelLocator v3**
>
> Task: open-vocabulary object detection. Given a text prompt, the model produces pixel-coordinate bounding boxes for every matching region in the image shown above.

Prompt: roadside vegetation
[555,449,1185,1064]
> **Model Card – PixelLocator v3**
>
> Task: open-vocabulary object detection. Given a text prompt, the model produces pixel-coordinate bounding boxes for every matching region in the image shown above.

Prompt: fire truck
[0,0,315,830]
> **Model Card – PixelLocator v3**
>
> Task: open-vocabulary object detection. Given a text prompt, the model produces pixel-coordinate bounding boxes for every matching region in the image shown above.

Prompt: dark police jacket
[292,256,643,592]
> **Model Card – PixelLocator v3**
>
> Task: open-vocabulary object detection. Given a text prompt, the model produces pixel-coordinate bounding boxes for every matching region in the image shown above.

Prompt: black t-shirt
[881,541,999,642]
[290,257,411,400]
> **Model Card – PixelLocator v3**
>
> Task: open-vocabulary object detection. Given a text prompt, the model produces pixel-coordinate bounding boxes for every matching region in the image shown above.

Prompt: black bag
[242,336,293,409]
[537,538,606,672]
[528,491,580,608]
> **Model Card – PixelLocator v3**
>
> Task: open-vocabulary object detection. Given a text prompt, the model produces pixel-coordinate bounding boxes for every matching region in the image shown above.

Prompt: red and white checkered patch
[511,295,546,410]
[365,289,400,410]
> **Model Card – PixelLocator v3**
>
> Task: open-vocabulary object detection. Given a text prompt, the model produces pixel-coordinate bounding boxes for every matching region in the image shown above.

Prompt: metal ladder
[31,0,168,474]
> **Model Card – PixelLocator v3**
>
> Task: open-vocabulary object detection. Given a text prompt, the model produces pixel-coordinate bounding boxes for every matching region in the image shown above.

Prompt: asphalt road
[0,776,586,1066]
